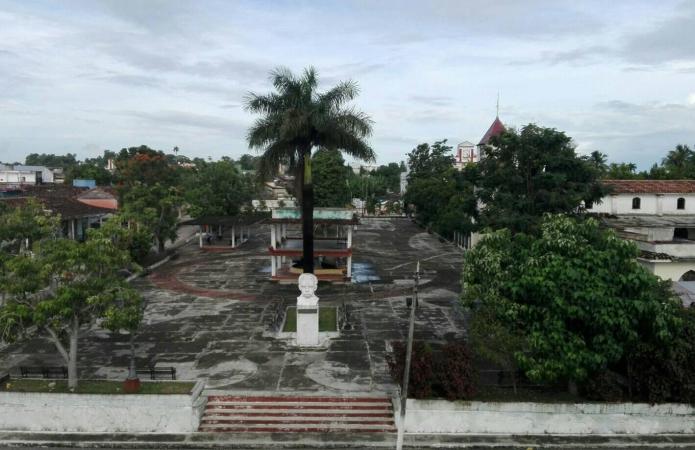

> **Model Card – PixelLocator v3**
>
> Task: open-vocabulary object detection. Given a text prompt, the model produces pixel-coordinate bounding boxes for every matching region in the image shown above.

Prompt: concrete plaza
[0,218,465,393]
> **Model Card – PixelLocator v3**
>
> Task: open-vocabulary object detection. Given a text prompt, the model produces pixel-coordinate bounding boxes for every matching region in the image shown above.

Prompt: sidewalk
[2,431,695,449]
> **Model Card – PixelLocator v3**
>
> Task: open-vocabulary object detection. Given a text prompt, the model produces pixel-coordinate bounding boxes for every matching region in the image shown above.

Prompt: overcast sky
[1,0,695,169]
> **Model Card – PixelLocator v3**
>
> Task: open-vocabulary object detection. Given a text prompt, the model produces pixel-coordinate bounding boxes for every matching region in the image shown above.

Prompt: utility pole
[396,260,420,450]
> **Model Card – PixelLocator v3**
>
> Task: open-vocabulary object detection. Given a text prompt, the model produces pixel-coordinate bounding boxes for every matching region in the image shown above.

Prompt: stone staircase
[198,394,396,433]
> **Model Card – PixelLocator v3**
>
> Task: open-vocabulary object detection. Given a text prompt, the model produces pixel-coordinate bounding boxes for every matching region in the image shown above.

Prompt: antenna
[496,91,500,117]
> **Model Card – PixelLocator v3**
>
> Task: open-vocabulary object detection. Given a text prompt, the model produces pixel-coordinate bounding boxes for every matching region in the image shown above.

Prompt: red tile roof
[0,185,115,219]
[478,116,506,145]
[602,180,695,194]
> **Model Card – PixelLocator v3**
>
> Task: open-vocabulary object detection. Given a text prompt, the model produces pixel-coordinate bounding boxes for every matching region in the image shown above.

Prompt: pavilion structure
[181,214,265,252]
[268,208,358,282]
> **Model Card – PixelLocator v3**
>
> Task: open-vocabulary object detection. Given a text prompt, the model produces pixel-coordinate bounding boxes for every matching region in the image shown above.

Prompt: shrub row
[386,341,475,400]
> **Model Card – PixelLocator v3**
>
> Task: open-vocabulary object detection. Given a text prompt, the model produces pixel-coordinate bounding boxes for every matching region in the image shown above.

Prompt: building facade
[590,180,695,282]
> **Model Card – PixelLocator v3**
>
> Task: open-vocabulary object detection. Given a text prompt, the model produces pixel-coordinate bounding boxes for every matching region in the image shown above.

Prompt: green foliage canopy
[462,215,681,385]
[0,208,142,389]
[116,146,182,253]
[476,125,606,234]
[312,149,351,207]
[184,159,255,217]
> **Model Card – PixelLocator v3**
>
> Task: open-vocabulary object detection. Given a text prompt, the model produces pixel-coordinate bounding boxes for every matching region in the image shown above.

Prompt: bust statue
[297,273,319,306]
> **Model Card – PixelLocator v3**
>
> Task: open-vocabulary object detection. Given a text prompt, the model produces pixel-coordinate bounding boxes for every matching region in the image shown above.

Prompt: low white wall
[404,399,695,435]
[0,380,206,433]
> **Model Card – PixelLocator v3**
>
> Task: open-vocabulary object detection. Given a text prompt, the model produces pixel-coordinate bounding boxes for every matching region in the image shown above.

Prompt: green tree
[25,153,78,168]
[121,183,180,253]
[0,199,60,254]
[238,154,260,171]
[662,144,695,178]
[372,162,403,193]
[185,159,255,217]
[476,124,606,234]
[246,66,375,273]
[0,215,142,389]
[403,140,477,235]
[116,146,182,253]
[605,162,641,179]
[462,215,681,387]
[66,163,113,186]
[312,149,351,207]
[406,140,454,183]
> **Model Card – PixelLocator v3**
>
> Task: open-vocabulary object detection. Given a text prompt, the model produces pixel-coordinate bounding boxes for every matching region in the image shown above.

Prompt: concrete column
[199,225,203,248]
[271,254,277,276]
[232,225,236,248]
[347,226,353,249]
[656,194,664,216]
[71,219,76,240]
[218,225,222,237]
[271,224,276,249]
[347,255,352,278]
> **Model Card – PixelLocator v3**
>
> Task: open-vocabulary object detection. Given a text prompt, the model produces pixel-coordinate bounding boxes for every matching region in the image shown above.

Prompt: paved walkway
[0,218,465,393]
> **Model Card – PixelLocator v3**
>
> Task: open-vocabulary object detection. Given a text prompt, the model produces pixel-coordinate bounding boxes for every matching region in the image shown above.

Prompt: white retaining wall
[403,399,695,435]
[0,380,206,433]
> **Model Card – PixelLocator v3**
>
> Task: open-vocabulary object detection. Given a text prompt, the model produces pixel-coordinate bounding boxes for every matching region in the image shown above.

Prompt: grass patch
[283,306,337,332]
[1,378,194,395]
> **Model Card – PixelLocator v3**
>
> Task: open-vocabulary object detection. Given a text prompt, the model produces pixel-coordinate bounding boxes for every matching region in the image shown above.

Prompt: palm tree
[245,67,374,274]
[663,144,693,178]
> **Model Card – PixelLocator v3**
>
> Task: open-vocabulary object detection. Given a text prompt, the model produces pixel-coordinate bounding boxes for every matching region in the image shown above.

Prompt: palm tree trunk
[301,151,314,274]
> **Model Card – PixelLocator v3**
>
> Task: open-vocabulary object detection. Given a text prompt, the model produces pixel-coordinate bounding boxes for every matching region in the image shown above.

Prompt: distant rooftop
[478,116,506,146]
[603,180,695,194]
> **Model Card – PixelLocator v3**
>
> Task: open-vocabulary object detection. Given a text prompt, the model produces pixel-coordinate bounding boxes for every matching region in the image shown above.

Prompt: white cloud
[0,0,693,167]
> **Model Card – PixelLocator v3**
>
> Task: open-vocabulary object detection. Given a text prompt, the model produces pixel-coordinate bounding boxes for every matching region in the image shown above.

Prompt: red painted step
[198,394,396,433]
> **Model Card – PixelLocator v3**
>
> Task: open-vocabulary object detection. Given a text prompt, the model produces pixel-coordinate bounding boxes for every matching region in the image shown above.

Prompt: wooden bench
[19,366,68,379]
[136,366,176,380]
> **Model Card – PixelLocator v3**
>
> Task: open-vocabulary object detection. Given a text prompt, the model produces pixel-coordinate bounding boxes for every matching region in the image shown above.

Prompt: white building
[454,141,477,170]
[0,164,59,184]
[350,164,378,174]
[591,180,695,281]
[0,168,37,184]
[14,165,55,183]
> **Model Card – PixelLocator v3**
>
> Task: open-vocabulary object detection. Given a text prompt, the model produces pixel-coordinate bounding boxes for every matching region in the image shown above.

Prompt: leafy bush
[581,370,627,402]
[387,340,476,400]
[627,309,695,403]
[437,342,476,400]
[462,215,683,387]
[386,341,433,398]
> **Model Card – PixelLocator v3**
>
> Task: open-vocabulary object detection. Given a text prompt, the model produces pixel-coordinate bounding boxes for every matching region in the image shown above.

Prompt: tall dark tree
[406,140,455,183]
[312,149,351,207]
[245,67,374,273]
[476,124,606,234]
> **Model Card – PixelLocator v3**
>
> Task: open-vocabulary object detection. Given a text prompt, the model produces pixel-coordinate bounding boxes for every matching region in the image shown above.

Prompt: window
[632,197,641,209]
[678,197,686,210]
[675,228,689,239]
[585,200,593,209]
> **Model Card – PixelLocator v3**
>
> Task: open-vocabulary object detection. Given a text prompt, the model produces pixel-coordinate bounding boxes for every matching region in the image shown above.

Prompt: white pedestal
[296,306,319,347]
